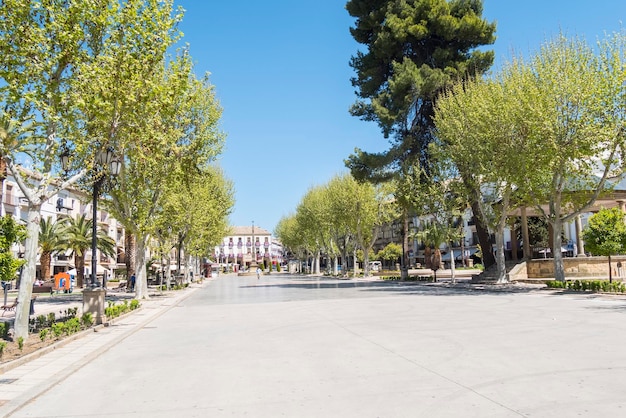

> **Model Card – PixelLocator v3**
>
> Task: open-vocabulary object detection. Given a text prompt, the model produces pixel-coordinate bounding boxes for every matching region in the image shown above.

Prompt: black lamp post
[90,149,121,288]
[392,220,406,277]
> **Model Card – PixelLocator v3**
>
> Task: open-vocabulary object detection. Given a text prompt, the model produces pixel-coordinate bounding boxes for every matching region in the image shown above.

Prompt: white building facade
[1,168,125,281]
[214,225,283,270]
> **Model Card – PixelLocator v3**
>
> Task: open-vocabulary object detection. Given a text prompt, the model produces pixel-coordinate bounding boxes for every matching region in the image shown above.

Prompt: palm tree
[415,220,457,281]
[59,214,116,288]
[39,217,65,281]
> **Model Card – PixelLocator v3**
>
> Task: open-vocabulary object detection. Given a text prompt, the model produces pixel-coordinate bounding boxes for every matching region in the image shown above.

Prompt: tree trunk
[471,201,496,268]
[449,241,456,284]
[125,230,136,279]
[432,249,441,282]
[166,253,172,289]
[552,218,566,282]
[76,254,86,288]
[495,221,507,283]
[424,247,432,269]
[314,251,320,274]
[40,251,52,282]
[134,235,149,299]
[14,205,41,339]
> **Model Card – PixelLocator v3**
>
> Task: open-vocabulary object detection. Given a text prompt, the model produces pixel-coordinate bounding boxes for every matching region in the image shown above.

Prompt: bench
[32,284,54,294]
[109,281,127,292]
[1,298,18,316]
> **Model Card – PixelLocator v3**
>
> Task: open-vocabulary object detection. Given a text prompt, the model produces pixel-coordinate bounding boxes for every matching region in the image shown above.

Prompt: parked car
[369,261,382,272]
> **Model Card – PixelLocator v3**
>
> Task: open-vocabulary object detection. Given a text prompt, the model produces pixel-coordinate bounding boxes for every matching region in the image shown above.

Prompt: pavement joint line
[0,282,207,418]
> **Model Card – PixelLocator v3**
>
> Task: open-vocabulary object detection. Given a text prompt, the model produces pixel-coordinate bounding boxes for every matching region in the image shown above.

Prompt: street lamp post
[82,148,120,325]
[393,219,408,279]
[90,149,121,288]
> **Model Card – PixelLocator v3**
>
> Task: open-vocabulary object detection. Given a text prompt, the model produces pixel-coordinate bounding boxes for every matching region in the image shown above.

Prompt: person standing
[130,273,136,291]
[256,266,261,280]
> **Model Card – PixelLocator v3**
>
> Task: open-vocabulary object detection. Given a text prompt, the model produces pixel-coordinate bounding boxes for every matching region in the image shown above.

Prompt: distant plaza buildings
[214,225,283,269]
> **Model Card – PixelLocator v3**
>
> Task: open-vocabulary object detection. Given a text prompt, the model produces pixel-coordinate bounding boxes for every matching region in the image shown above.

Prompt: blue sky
[175,0,626,234]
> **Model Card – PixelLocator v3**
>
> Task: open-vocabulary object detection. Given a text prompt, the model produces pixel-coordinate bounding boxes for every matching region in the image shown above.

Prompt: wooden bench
[32,284,54,294]
[1,298,18,316]
[109,281,127,292]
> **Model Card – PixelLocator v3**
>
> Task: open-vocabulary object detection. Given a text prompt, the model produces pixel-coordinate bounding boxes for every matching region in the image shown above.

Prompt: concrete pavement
[3,274,626,417]
[0,283,204,417]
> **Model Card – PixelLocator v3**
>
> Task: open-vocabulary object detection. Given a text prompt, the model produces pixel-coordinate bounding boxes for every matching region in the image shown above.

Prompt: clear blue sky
[175,0,626,234]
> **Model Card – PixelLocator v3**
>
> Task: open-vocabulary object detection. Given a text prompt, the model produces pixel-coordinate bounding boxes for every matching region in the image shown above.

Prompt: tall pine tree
[345,0,497,266]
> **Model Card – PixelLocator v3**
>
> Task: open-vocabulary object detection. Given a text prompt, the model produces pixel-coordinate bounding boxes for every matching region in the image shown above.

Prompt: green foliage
[0,341,5,357]
[105,299,139,319]
[51,322,65,339]
[0,215,27,282]
[64,318,81,335]
[39,328,49,342]
[38,217,66,282]
[582,208,626,257]
[434,32,626,281]
[0,321,8,339]
[59,214,115,288]
[17,336,23,351]
[377,243,403,263]
[546,279,626,293]
[346,0,496,181]
[81,312,94,328]
[36,315,47,328]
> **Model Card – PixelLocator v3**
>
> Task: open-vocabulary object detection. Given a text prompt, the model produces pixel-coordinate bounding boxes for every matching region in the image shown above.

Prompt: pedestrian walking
[130,273,136,291]
[256,266,261,280]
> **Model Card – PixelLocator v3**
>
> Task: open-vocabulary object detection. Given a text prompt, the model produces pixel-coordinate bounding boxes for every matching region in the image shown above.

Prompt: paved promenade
[2,274,626,417]
[0,285,197,417]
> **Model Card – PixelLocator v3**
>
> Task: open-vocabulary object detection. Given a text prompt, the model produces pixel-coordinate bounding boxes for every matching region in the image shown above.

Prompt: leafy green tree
[59,214,115,288]
[0,0,119,338]
[296,186,333,275]
[275,215,305,268]
[434,74,524,282]
[436,32,626,282]
[351,181,397,277]
[582,208,626,283]
[77,1,224,299]
[0,215,26,283]
[377,242,402,271]
[38,218,65,282]
[345,0,496,268]
[181,169,234,279]
[149,165,234,288]
[520,34,626,281]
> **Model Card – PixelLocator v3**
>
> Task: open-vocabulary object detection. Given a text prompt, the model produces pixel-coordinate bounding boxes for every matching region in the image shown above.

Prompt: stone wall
[526,256,626,279]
